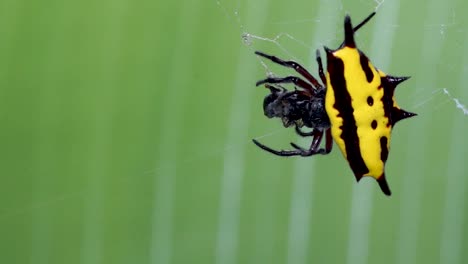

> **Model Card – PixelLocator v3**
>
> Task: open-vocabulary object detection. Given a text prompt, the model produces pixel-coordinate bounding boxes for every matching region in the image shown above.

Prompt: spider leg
[295,129,330,155]
[290,142,306,151]
[353,12,376,33]
[337,12,377,48]
[295,125,315,137]
[309,129,324,150]
[315,50,326,84]
[255,51,323,92]
[256,76,313,92]
[253,128,333,157]
[288,129,327,156]
[324,128,333,154]
[289,142,318,157]
[265,84,287,93]
[252,139,305,157]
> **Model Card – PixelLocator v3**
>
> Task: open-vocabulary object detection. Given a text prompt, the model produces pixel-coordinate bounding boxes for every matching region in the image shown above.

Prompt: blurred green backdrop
[1,0,467,263]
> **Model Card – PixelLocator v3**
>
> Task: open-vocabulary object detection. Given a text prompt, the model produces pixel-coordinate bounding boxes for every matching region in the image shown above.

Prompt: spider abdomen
[324,16,416,196]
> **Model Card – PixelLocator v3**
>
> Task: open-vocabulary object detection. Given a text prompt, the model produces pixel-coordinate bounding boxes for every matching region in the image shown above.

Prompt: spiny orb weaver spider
[252,12,416,195]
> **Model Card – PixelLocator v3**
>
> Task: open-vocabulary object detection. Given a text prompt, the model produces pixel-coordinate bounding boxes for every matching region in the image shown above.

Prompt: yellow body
[325,47,390,180]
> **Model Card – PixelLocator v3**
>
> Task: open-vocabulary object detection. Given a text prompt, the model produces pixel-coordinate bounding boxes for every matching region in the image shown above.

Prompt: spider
[252,12,377,157]
[252,12,416,195]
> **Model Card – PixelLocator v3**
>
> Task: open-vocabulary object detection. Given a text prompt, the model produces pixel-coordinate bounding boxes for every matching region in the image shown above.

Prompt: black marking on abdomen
[360,51,374,83]
[327,54,369,180]
[380,136,388,162]
[367,96,374,106]
[371,120,377,130]
[380,77,394,127]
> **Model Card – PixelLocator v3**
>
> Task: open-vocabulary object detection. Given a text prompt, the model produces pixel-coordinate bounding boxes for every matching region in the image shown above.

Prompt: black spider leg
[324,128,333,154]
[265,83,287,93]
[290,128,333,154]
[353,12,376,33]
[337,12,377,49]
[315,49,326,85]
[255,51,323,93]
[289,129,325,155]
[295,125,315,137]
[256,76,314,92]
[252,128,330,157]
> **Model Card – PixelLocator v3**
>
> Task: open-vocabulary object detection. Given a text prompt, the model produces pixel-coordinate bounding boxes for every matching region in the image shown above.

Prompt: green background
[1,0,467,263]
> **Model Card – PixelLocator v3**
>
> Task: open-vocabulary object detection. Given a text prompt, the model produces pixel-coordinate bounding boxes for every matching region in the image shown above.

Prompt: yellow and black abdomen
[325,46,393,194]
[323,14,416,196]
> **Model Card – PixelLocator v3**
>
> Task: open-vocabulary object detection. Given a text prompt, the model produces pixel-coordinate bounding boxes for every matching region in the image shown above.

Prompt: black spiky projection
[381,76,417,126]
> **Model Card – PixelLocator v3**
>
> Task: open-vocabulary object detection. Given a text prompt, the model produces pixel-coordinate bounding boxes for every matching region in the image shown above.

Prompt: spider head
[262,91,281,118]
[262,85,310,127]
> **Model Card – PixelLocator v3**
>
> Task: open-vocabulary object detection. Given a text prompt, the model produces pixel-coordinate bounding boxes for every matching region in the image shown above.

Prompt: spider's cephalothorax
[262,85,330,129]
[253,49,333,157]
[252,12,416,196]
